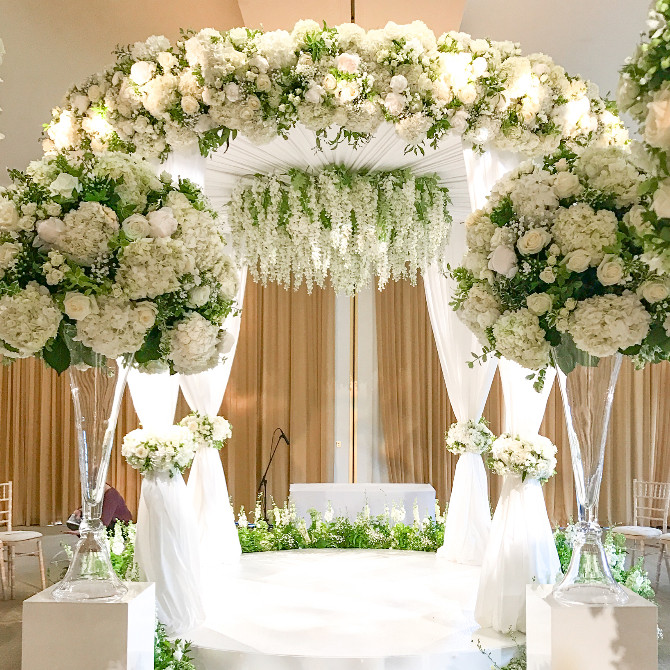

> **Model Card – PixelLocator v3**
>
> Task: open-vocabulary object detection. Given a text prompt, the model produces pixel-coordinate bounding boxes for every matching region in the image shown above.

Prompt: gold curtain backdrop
[375,278,670,527]
[0,275,668,528]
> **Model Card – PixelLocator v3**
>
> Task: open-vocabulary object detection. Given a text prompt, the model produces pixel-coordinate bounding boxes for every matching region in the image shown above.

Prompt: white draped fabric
[426,144,520,565]
[135,472,205,635]
[474,474,560,633]
[475,358,560,632]
[127,370,204,634]
[180,268,247,571]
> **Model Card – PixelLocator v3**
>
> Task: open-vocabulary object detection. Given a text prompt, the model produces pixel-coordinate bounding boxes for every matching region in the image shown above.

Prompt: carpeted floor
[1,528,669,669]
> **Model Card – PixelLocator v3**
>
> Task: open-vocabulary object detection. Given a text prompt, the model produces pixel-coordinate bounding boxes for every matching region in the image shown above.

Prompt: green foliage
[154,623,196,670]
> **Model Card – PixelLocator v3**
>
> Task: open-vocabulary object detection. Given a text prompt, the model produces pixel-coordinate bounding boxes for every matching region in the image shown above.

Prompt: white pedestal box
[526,584,657,670]
[22,582,156,670]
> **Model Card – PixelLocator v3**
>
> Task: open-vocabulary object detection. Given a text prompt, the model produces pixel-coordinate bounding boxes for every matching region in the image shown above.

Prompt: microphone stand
[257,428,290,524]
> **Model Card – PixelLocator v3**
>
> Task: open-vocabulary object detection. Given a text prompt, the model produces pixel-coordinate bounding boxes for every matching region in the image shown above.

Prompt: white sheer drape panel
[135,471,205,635]
[127,369,180,430]
[498,358,556,436]
[161,145,207,189]
[475,474,560,633]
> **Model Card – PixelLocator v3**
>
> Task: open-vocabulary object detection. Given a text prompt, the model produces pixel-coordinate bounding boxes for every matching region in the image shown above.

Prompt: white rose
[135,302,158,330]
[337,82,358,104]
[0,197,21,232]
[36,217,65,244]
[304,84,325,104]
[645,89,670,150]
[472,56,488,76]
[255,74,272,92]
[224,82,241,102]
[157,51,177,71]
[249,55,269,73]
[488,245,518,278]
[564,249,591,273]
[517,228,551,255]
[180,95,200,115]
[639,280,669,303]
[539,266,556,283]
[384,92,406,116]
[596,256,625,286]
[146,207,178,238]
[247,95,261,111]
[450,110,469,134]
[652,179,670,219]
[129,61,156,86]
[219,329,235,355]
[323,73,337,91]
[336,52,360,73]
[134,445,149,459]
[390,74,408,93]
[122,214,151,240]
[553,171,581,199]
[63,292,97,321]
[49,173,80,198]
[526,293,553,316]
[188,285,210,307]
[459,84,477,104]
[0,243,19,269]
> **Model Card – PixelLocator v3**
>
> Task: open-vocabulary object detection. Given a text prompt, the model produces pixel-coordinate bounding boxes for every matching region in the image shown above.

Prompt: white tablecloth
[289,483,436,524]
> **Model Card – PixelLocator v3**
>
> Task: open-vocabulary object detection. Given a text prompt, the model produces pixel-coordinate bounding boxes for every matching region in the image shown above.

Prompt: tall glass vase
[552,339,625,605]
[52,355,131,602]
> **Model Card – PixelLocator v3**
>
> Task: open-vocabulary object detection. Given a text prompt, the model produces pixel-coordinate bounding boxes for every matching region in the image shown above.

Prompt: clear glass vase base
[52,579,128,602]
[553,583,628,606]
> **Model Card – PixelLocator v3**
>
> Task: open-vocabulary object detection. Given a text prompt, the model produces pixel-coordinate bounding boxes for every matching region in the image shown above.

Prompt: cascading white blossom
[229,167,451,295]
[43,22,626,160]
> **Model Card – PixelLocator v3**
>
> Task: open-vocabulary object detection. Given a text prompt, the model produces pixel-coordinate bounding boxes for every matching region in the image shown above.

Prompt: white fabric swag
[475,358,560,633]
[127,369,205,635]
[180,267,248,574]
[425,144,520,566]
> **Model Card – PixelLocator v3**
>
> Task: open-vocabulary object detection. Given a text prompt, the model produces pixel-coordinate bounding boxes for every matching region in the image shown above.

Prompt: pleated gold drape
[375,279,670,526]
[0,279,334,526]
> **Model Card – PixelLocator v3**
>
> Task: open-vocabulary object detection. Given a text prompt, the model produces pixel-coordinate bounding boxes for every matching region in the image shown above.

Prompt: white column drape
[425,143,520,565]
[180,269,247,572]
[128,370,204,634]
[475,358,560,632]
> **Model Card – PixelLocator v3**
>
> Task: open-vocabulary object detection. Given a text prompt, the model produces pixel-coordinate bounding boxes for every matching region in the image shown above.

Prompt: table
[289,483,436,524]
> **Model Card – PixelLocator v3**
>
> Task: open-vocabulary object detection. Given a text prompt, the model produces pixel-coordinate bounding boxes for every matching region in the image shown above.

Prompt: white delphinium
[390,503,406,525]
[122,425,196,476]
[488,433,557,483]
[445,418,494,455]
[237,507,249,529]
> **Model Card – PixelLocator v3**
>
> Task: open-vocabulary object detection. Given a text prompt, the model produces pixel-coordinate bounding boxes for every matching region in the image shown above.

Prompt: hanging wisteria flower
[451,145,670,384]
[122,425,196,476]
[0,152,238,373]
[180,411,232,450]
[229,166,451,294]
[445,418,494,455]
[43,22,625,160]
[487,433,557,483]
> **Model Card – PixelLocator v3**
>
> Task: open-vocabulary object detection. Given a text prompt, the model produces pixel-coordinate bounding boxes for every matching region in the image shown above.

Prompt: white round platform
[189,549,520,670]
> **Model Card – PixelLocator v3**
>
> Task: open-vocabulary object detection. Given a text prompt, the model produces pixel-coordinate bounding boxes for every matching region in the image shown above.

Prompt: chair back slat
[633,479,670,532]
[0,481,11,531]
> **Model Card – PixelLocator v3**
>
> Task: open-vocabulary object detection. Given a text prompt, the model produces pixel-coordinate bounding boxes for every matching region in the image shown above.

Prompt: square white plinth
[526,584,657,670]
[22,582,155,670]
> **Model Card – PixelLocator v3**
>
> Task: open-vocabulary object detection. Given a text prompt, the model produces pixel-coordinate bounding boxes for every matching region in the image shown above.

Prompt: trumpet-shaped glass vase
[552,340,626,605]
[52,355,130,601]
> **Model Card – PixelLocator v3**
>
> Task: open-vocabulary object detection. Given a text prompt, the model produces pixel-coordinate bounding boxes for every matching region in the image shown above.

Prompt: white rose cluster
[445,419,494,455]
[121,425,196,476]
[0,152,239,374]
[45,22,625,160]
[452,145,670,374]
[179,411,232,450]
[487,433,557,483]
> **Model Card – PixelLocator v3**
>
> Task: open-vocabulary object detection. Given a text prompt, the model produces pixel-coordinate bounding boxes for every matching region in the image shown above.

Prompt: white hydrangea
[491,308,551,370]
[488,433,557,482]
[116,238,193,299]
[74,297,156,358]
[122,425,196,475]
[567,293,651,357]
[551,204,618,265]
[456,283,501,345]
[445,419,494,455]
[0,283,62,357]
[167,313,227,374]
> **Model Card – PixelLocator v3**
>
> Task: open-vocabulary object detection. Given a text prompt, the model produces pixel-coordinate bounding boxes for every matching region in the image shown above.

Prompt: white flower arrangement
[618,2,670,274]
[43,22,625,161]
[121,425,196,476]
[487,433,557,483]
[452,145,670,383]
[0,152,239,374]
[180,411,232,450]
[445,418,494,455]
[229,166,451,294]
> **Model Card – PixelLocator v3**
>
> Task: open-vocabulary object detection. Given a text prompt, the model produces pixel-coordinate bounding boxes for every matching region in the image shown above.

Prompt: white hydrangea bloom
[492,308,551,370]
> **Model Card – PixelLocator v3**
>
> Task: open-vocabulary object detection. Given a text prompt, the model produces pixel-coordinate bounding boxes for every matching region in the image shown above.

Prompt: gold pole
[351,0,356,22]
